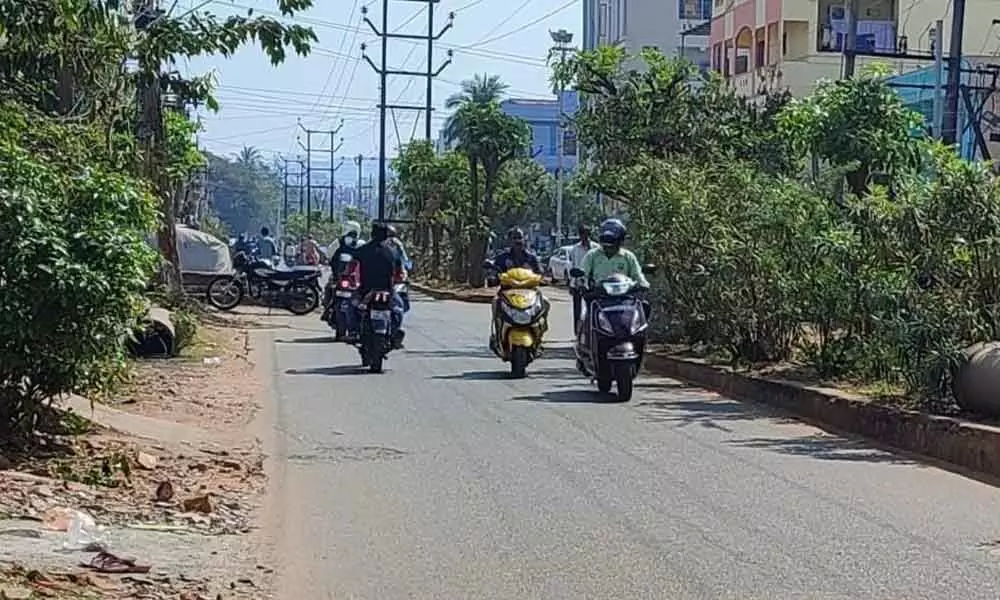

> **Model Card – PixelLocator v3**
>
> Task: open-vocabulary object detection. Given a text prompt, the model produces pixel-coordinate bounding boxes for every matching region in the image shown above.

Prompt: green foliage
[559,47,1000,409]
[206,151,282,236]
[284,212,343,246]
[0,102,158,441]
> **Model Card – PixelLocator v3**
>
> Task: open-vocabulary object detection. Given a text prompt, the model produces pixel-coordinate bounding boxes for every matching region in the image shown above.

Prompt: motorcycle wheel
[510,346,529,379]
[334,313,347,341]
[596,364,613,393]
[369,354,384,374]
[613,363,634,403]
[206,275,245,311]
[286,283,320,315]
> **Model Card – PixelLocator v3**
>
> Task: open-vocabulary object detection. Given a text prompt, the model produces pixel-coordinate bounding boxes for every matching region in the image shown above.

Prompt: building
[499,91,580,174]
[710,0,1000,100]
[583,0,712,68]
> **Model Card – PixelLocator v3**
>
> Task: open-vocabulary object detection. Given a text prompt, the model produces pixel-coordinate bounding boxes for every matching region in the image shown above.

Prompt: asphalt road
[267,291,1000,600]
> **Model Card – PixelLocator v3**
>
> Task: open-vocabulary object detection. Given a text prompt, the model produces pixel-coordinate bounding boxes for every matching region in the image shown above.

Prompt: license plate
[370,310,391,333]
[335,290,353,298]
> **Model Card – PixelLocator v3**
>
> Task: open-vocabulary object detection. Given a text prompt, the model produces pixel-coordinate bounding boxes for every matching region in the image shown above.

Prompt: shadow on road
[405,347,494,360]
[636,397,795,432]
[726,435,917,465]
[275,336,337,344]
[510,388,612,404]
[432,367,580,381]
[285,365,370,376]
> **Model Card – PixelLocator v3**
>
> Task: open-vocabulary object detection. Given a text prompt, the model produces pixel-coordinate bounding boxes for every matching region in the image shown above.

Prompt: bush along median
[551,49,1000,476]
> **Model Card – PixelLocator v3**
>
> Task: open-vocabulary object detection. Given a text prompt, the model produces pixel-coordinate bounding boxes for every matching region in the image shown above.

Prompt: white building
[582,0,712,68]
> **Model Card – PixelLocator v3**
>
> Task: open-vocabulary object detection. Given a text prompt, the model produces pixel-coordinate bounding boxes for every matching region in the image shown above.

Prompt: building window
[678,0,712,20]
[563,130,577,156]
[598,0,608,37]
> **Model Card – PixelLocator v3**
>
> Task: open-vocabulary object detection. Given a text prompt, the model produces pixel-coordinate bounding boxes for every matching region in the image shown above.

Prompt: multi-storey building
[709,0,999,99]
[582,0,712,68]
[499,91,580,174]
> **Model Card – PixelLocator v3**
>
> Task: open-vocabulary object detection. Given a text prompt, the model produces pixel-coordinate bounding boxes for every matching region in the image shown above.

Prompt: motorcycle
[206,251,321,315]
[322,254,360,340]
[569,266,656,402]
[484,261,549,378]
[356,289,395,373]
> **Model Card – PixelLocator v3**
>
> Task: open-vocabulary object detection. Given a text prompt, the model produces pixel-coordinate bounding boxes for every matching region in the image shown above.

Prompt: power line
[306,0,360,116]
[479,0,534,40]
[455,0,578,49]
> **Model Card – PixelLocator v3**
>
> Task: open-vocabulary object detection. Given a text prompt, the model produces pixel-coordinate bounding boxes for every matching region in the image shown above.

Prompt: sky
[184,0,583,169]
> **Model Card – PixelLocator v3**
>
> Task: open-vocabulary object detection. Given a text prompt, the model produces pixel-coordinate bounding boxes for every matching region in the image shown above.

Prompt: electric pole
[842,0,859,78]
[355,154,364,217]
[280,156,305,226]
[550,29,574,247]
[298,119,344,235]
[361,0,453,221]
[942,0,968,144]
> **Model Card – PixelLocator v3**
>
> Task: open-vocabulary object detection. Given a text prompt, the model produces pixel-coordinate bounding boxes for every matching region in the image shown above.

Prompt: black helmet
[371,221,389,242]
[507,227,525,244]
[598,218,626,247]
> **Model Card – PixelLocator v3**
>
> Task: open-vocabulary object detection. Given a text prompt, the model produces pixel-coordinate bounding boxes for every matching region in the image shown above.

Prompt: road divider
[643,352,1000,481]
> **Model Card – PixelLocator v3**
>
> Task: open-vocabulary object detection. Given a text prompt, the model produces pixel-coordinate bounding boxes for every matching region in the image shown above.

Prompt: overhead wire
[454,0,578,49]
[478,0,534,41]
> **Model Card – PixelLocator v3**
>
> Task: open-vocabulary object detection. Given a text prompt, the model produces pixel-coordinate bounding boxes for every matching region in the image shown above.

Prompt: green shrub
[0,102,157,441]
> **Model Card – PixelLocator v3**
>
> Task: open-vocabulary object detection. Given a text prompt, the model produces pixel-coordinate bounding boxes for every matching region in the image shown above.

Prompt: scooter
[322,254,359,341]
[570,266,656,402]
[484,261,549,378]
[357,289,394,373]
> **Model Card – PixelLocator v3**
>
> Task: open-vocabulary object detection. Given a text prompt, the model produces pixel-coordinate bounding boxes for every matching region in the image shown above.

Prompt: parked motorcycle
[570,266,656,402]
[484,262,549,378]
[206,252,321,315]
[356,289,395,373]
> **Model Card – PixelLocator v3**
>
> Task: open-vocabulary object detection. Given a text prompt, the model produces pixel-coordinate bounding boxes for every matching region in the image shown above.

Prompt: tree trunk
[431,222,443,279]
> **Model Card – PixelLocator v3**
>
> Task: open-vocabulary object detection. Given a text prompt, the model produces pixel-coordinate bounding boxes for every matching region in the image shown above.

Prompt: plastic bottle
[62,510,105,550]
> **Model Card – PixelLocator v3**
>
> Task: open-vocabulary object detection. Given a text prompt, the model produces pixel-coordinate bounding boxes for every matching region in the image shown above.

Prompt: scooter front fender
[507,329,534,348]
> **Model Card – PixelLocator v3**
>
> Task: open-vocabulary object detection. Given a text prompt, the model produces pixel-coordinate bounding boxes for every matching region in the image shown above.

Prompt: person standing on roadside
[569,224,600,331]
[257,227,278,264]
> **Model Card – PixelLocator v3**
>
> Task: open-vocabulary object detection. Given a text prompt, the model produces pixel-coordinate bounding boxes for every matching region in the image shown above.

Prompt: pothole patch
[287,445,406,463]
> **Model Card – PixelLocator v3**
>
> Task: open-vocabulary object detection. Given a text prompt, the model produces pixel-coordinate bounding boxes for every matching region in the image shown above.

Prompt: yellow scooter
[485,264,549,378]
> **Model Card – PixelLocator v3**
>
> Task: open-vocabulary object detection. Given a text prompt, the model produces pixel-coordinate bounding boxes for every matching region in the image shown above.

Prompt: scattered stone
[154,480,175,502]
[0,586,32,600]
[0,454,12,471]
[136,451,159,470]
[0,529,41,539]
[181,494,213,514]
[32,485,53,498]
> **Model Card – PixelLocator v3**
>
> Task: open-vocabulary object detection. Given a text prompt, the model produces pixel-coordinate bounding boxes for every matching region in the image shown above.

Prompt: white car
[547,245,575,283]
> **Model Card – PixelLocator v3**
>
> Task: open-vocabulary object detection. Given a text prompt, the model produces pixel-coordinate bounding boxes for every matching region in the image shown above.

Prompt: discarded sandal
[80,551,152,574]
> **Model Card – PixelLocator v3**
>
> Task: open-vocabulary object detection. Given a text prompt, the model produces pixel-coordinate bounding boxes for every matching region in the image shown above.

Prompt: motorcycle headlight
[597,310,614,334]
[502,301,539,325]
[630,305,649,334]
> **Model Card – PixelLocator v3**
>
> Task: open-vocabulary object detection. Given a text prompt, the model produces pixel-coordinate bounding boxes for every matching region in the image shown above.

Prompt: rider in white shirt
[569,225,600,331]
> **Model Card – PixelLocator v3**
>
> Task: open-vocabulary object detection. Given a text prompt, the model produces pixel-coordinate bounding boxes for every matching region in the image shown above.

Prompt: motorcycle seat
[251,264,320,281]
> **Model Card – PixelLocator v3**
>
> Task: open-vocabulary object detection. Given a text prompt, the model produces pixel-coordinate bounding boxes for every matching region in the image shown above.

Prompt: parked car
[547,245,575,283]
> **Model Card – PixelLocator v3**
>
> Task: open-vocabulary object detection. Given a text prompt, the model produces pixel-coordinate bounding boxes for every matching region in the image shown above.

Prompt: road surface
[265,291,1000,600]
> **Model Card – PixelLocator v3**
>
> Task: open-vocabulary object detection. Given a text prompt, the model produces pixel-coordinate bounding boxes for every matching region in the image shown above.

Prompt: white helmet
[342,220,361,238]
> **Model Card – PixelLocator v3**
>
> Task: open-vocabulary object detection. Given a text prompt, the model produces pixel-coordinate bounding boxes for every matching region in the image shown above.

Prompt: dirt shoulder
[0,317,275,600]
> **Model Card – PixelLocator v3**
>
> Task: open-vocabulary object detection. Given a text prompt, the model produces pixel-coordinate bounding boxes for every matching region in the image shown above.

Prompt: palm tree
[236,145,262,167]
[442,73,509,144]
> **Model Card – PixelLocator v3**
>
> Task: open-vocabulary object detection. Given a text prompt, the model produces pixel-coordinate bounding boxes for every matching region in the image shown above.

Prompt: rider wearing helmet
[491,227,541,274]
[577,219,650,339]
[353,222,406,349]
[330,220,365,276]
[580,218,649,288]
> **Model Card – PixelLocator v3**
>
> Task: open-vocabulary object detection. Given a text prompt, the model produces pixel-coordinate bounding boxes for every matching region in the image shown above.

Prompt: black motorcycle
[206,251,321,315]
[356,289,395,373]
[322,252,359,340]
[570,266,656,402]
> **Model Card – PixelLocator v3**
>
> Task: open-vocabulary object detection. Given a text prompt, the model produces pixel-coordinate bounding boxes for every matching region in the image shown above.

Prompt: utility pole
[355,154,364,216]
[842,0,858,78]
[550,29,574,247]
[932,20,945,138]
[361,1,453,221]
[942,0,968,144]
[298,119,344,235]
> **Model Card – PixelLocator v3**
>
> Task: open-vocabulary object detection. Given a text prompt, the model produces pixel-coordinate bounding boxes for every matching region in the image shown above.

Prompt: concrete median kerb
[410,281,494,304]
[644,352,1000,480]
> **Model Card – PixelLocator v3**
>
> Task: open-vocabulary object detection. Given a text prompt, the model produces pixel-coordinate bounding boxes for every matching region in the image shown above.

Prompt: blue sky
[184,0,582,166]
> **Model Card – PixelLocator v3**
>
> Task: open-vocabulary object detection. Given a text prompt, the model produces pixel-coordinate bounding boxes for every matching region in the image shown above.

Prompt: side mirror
[569,267,585,278]
[404,260,414,272]
[641,264,658,275]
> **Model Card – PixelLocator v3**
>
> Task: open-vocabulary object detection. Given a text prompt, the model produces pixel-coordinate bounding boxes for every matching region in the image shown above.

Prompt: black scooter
[570,265,656,402]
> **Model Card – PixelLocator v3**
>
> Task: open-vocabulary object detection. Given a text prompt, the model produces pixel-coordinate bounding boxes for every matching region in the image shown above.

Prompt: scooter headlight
[597,310,614,334]
[630,306,648,334]
[502,301,539,325]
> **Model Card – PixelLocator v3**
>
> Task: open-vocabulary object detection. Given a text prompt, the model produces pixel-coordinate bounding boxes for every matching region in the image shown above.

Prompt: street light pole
[550,28,573,247]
